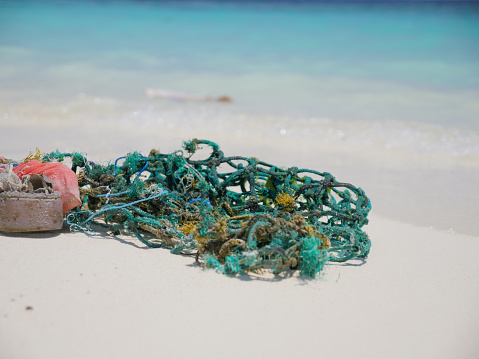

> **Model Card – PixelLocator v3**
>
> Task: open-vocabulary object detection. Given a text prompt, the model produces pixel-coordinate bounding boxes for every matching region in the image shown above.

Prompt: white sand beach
[1,214,479,359]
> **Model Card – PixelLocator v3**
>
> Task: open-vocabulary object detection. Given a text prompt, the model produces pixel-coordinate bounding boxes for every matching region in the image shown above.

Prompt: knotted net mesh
[45,139,371,278]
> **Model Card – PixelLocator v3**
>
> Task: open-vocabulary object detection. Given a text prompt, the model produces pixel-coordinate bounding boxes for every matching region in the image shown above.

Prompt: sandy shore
[1,213,478,359]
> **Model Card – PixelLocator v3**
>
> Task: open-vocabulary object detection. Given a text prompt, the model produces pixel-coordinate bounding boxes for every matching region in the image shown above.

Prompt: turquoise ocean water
[1,0,479,235]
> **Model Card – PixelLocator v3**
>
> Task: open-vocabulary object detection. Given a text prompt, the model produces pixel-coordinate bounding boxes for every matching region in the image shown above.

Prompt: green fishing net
[44,139,371,278]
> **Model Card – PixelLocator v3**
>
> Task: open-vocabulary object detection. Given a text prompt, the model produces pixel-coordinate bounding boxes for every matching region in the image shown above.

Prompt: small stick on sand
[144,88,232,102]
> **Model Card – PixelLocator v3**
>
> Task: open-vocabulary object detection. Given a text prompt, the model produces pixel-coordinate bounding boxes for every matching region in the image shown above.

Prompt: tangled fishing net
[44,139,371,278]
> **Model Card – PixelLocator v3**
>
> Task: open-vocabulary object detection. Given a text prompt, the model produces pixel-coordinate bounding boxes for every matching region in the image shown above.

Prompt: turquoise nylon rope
[46,139,372,278]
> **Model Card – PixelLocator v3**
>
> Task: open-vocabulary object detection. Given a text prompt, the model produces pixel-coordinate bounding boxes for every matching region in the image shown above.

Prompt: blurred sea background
[1,0,478,235]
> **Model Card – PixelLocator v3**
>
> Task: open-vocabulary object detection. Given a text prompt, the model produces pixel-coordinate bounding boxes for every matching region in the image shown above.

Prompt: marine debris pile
[44,139,371,278]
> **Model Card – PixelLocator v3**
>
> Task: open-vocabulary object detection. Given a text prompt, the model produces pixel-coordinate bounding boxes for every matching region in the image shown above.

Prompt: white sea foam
[4,93,478,165]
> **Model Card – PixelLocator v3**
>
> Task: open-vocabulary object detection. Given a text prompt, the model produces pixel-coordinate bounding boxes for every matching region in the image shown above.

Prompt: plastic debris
[0,167,63,232]
[13,160,81,214]
[45,139,372,278]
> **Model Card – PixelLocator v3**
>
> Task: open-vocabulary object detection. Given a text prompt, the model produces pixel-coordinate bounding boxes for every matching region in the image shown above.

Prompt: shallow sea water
[1,0,479,235]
